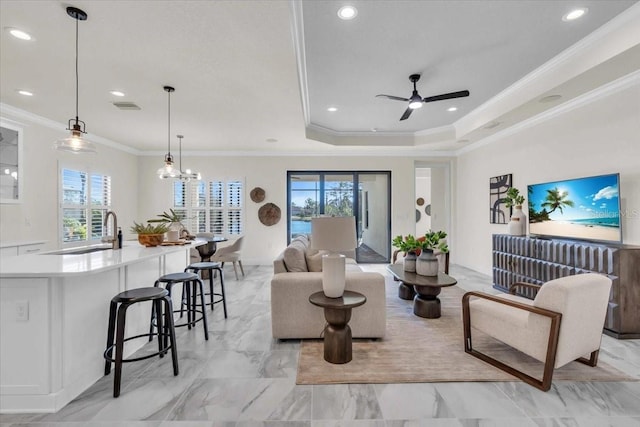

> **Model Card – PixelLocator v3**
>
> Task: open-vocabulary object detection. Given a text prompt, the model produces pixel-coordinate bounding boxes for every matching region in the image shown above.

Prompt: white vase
[508,206,527,236]
[416,249,439,276]
[322,253,346,298]
[403,251,417,272]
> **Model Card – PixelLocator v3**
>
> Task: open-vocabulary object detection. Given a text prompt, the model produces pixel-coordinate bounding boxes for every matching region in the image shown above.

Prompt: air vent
[112,102,141,110]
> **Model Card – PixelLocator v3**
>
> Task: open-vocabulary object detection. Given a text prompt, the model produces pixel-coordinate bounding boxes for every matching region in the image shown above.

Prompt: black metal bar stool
[104,287,178,398]
[150,272,209,342]
[185,261,227,318]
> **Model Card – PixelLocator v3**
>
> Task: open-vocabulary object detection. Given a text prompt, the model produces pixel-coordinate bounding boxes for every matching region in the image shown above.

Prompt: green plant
[147,208,185,225]
[504,187,525,208]
[418,230,449,253]
[130,221,170,235]
[392,234,422,253]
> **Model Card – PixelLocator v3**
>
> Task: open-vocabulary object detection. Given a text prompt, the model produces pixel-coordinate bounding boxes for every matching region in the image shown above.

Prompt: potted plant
[130,221,170,247]
[147,209,187,241]
[392,234,423,272]
[503,187,526,236]
[416,230,448,276]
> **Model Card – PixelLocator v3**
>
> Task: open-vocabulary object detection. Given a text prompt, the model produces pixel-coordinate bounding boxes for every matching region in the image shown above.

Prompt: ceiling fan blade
[422,90,470,103]
[400,107,413,121]
[376,94,410,102]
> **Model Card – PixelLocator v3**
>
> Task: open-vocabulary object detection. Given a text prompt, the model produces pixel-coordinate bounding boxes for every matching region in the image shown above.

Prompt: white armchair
[462,273,612,391]
[211,236,245,280]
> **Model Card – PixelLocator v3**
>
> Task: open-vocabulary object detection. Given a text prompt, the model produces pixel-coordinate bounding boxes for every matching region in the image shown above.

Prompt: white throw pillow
[283,239,308,272]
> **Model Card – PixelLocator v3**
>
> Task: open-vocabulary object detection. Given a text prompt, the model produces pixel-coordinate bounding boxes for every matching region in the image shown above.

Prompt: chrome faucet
[103,210,118,249]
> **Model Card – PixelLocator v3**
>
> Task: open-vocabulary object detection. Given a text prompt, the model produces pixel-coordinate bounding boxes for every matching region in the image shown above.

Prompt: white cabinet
[0,241,46,257]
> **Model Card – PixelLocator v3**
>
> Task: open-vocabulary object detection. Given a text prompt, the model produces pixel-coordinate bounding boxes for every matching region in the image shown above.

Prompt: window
[173,178,244,237]
[60,168,111,244]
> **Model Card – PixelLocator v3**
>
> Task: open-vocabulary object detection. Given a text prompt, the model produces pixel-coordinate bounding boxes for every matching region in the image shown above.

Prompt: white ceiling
[1,0,638,155]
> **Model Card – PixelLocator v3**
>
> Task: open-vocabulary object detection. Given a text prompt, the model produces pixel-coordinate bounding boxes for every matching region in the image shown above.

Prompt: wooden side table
[309,290,366,364]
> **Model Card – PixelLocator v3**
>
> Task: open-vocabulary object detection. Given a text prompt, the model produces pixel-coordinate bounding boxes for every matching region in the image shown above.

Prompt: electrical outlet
[16,300,29,321]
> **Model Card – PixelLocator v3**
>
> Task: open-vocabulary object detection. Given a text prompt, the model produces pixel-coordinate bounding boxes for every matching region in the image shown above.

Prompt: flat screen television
[527,173,621,243]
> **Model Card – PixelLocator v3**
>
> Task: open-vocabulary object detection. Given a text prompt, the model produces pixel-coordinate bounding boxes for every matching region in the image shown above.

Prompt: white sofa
[271,235,386,339]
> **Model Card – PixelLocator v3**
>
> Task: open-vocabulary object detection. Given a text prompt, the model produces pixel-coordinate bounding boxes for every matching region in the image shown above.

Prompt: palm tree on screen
[541,187,575,214]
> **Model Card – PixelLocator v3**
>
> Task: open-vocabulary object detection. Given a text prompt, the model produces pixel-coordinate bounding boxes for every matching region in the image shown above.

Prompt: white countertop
[0,240,202,278]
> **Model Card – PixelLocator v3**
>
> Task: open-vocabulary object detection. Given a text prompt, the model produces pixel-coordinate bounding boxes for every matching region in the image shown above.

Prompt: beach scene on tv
[528,174,621,243]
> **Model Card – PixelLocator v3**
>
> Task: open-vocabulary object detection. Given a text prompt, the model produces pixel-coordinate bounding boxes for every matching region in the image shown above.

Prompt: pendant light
[157,86,180,179]
[176,135,201,182]
[54,7,96,154]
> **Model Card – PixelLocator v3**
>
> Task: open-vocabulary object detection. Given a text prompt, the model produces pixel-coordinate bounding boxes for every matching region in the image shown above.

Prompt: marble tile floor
[2,264,640,427]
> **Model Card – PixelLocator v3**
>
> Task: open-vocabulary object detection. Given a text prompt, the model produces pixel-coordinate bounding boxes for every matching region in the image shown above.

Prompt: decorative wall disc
[425,204,431,216]
[258,202,281,226]
[416,209,421,222]
[250,187,266,203]
[416,197,424,206]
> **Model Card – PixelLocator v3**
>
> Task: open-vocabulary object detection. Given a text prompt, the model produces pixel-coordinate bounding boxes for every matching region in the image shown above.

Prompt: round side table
[309,290,366,364]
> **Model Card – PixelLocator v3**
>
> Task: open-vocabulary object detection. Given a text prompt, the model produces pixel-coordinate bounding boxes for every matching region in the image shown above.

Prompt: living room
[1,0,639,424]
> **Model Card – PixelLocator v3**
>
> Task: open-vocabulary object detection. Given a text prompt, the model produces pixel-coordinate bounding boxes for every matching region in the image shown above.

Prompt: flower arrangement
[392,230,449,255]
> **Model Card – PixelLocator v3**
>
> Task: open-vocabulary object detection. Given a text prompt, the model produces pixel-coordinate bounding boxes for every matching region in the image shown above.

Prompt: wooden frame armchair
[462,274,612,391]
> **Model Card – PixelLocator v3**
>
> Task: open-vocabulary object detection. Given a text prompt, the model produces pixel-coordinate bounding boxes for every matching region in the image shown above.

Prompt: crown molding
[289,0,310,126]
[455,70,640,156]
[0,103,140,155]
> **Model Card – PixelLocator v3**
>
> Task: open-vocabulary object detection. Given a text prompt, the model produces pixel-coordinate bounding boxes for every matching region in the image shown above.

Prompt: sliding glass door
[287,171,391,263]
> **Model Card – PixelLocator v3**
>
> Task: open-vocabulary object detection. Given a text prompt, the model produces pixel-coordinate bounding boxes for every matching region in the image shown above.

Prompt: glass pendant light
[176,135,201,182]
[54,7,96,154]
[157,86,180,179]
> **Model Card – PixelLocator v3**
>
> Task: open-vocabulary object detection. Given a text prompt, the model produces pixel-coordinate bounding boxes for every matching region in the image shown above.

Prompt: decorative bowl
[137,234,165,247]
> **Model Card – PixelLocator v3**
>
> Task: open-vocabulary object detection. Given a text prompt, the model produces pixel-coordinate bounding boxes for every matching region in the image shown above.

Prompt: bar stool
[150,272,209,342]
[104,287,178,398]
[185,261,227,318]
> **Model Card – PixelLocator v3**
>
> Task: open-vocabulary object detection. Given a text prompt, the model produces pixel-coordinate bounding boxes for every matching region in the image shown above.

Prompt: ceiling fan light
[409,101,423,109]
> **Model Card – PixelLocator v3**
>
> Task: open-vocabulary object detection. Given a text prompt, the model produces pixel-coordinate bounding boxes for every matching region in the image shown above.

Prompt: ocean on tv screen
[528,173,621,243]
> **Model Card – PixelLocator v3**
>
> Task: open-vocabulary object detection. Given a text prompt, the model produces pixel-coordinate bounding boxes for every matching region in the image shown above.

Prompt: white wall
[415,175,431,234]
[455,80,640,275]
[0,113,138,250]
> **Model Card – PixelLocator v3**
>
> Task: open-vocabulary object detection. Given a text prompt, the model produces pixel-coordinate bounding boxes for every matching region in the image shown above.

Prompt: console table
[492,234,640,339]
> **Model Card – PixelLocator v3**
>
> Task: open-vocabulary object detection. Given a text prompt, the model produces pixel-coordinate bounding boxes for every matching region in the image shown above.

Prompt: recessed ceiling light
[110,90,125,97]
[17,90,33,96]
[447,107,458,112]
[327,107,338,112]
[266,138,278,143]
[371,128,378,132]
[7,28,32,41]
[337,5,357,20]
[563,8,588,21]
[539,94,562,103]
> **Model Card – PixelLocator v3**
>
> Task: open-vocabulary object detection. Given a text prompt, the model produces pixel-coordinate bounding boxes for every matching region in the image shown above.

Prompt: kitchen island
[0,241,200,413]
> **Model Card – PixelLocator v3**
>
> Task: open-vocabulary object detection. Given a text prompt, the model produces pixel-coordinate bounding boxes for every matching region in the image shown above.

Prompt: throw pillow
[283,239,308,272]
[306,249,327,272]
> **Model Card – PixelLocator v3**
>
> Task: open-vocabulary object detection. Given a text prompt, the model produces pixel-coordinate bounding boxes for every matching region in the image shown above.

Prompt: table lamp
[310,216,357,298]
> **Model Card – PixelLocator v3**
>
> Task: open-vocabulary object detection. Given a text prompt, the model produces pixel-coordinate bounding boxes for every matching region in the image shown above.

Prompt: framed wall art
[489,174,512,224]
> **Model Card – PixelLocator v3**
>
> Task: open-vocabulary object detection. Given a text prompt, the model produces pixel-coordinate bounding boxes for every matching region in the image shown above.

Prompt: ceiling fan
[376,74,470,121]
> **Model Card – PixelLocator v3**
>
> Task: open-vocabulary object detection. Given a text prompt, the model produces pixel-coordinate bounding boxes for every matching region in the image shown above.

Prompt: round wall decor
[425,204,432,216]
[258,202,281,226]
[416,197,425,206]
[250,187,266,203]
[416,209,421,222]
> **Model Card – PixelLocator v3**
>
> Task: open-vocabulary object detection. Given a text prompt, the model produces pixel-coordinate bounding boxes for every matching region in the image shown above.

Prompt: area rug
[296,285,636,385]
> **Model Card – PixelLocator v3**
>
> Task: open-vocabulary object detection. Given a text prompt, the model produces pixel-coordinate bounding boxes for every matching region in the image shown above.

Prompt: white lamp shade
[310,216,357,251]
